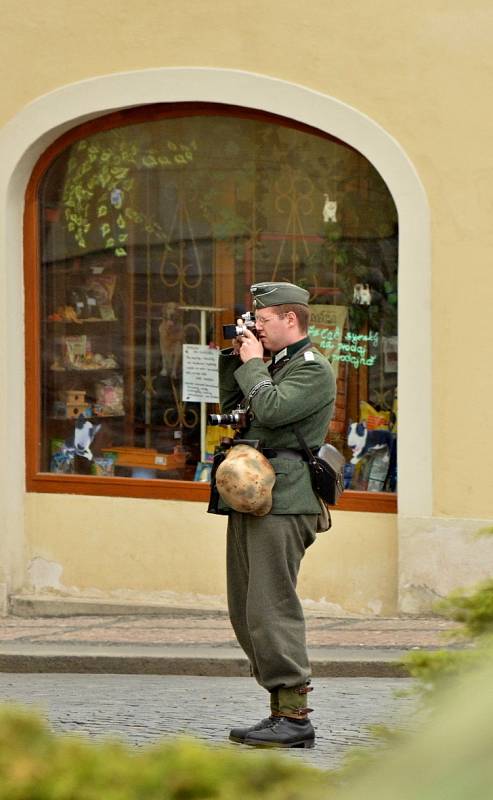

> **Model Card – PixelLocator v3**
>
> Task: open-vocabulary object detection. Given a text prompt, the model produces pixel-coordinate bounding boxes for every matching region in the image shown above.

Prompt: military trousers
[226,510,318,692]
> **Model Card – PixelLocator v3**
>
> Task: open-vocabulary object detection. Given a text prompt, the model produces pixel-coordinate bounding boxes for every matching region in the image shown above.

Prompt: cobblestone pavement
[0,613,459,649]
[0,673,418,770]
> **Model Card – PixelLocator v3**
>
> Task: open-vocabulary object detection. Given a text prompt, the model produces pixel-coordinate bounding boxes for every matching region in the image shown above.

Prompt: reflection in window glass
[39,111,397,492]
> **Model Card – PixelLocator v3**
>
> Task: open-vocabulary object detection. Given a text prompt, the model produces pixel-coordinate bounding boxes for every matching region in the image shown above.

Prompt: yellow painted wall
[2,1,493,613]
[0,0,490,518]
[25,494,397,615]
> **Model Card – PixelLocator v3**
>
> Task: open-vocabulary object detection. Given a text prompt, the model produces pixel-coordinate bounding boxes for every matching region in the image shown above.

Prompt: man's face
[254,307,291,353]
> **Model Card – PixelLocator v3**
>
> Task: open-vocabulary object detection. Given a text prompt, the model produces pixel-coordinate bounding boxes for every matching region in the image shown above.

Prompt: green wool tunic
[218,339,336,514]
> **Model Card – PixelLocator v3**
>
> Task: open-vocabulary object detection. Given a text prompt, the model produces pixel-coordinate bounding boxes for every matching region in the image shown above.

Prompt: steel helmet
[216,445,276,516]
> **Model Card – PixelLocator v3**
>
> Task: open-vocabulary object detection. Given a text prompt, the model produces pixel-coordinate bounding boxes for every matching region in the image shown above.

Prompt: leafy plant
[63,130,196,256]
[0,705,334,800]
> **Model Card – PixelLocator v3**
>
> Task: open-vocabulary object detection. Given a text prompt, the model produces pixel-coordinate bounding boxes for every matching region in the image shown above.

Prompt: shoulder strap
[293,425,315,462]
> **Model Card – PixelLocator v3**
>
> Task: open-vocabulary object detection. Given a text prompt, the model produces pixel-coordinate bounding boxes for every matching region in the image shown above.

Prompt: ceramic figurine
[323,193,337,223]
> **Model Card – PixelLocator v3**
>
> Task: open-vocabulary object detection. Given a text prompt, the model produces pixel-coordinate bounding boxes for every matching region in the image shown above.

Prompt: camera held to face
[222,311,257,340]
[207,406,249,430]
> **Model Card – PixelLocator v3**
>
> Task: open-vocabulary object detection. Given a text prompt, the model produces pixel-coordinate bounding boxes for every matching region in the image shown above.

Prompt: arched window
[25,103,397,511]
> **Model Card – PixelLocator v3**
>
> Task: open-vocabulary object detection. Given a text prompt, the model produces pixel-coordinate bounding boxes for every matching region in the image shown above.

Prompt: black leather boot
[244,715,315,748]
[229,689,280,744]
[229,716,277,744]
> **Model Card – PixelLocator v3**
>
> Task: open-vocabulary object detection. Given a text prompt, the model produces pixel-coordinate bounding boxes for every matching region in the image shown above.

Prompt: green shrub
[435,578,493,638]
[338,523,493,798]
[403,644,486,697]
[0,705,334,800]
[336,643,493,800]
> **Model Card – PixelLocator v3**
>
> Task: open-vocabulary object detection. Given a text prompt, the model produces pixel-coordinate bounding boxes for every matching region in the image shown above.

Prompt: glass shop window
[29,106,398,502]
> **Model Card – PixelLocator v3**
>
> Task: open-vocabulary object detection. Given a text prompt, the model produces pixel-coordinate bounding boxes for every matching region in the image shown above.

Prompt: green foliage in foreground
[337,645,493,800]
[339,523,493,798]
[0,706,334,800]
[436,577,493,638]
[3,647,493,800]
[404,644,485,696]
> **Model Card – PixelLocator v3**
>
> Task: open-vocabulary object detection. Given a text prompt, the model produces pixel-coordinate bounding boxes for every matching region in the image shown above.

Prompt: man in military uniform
[215,281,335,748]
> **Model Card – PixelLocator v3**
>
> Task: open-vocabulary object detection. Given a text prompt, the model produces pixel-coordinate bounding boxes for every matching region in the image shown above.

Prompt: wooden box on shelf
[61,390,86,405]
[101,446,187,473]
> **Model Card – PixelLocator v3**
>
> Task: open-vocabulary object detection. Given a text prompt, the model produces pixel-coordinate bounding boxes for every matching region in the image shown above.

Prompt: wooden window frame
[24,102,397,514]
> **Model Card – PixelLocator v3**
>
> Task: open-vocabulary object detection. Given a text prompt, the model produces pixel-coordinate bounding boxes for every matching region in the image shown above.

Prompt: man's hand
[238,329,265,363]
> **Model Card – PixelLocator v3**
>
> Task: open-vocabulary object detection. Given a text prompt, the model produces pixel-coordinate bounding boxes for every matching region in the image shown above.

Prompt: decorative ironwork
[270,167,316,283]
[140,373,158,398]
[163,380,199,429]
[131,177,209,444]
[159,186,203,304]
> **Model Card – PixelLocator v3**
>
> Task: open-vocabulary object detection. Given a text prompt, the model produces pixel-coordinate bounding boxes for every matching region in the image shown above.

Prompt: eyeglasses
[255,313,285,325]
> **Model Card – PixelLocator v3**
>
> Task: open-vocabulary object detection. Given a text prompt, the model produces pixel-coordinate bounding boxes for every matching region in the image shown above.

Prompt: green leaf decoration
[62,129,195,255]
[125,208,144,223]
[142,154,157,167]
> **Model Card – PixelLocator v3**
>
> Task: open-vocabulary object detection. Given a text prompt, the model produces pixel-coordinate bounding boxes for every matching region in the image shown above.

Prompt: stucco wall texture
[1,1,492,612]
[1,0,492,518]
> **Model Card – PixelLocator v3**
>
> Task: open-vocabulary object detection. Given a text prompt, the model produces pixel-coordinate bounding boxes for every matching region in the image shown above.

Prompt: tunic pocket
[270,459,306,513]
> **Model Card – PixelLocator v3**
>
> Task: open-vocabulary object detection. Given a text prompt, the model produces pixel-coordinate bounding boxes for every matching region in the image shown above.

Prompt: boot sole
[244,739,315,749]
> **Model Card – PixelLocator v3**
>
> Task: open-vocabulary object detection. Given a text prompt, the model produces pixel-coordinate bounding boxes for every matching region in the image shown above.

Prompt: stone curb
[8,597,229,618]
[0,653,410,678]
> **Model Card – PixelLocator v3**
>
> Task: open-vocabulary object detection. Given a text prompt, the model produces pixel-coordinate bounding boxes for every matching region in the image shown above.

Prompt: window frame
[24,101,397,514]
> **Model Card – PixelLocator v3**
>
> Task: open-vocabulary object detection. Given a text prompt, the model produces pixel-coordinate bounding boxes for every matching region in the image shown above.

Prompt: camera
[222,311,257,340]
[208,406,249,429]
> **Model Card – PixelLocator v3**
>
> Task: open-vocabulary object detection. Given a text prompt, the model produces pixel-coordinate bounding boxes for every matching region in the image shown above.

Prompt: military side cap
[250,281,309,309]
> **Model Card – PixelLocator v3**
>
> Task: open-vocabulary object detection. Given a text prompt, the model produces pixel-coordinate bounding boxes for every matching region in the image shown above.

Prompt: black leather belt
[262,447,307,461]
[229,441,318,461]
